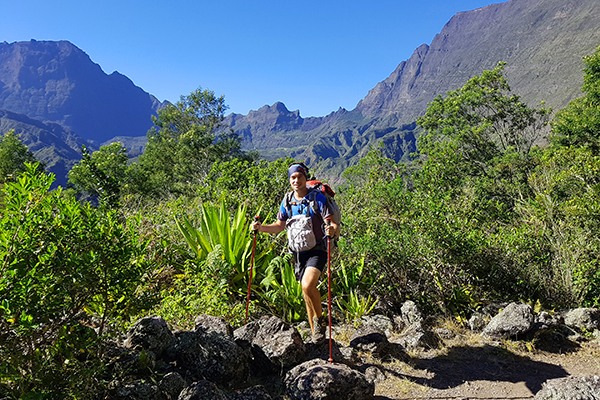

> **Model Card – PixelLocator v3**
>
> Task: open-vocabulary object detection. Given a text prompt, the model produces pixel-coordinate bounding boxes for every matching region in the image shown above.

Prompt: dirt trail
[370,334,600,399]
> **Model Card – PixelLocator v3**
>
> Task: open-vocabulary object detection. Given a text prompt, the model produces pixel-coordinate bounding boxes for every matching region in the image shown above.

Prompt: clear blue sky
[0,0,503,117]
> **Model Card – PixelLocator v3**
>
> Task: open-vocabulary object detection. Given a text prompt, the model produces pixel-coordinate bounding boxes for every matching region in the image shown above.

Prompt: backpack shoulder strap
[283,191,295,218]
[306,189,324,220]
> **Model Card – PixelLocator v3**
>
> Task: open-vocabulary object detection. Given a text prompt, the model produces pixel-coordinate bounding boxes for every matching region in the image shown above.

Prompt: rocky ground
[348,325,600,399]
[115,305,600,400]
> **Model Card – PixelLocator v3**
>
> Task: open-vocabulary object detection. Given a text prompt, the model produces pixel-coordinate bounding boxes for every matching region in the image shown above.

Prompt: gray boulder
[395,322,439,349]
[195,314,234,338]
[467,312,487,331]
[174,330,249,387]
[564,308,600,331]
[481,302,534,339]
[125,316,176,358]
[337,346,361,365]
[285,359,374,400]
[349,325,392,357]
[227,385,273,399]
[358,314,396,336]
[400,301,423,326]
[234,321,261,351]
[534,375,600,400]
[178,380,227,400]
[434,327,455,339]
[111,380,162,400]
[532,311,562,333]
[364,365,386,384]
[109,348,156,377]
[251,316,305,370]
[392,315,405,332]
[159,372,186,400]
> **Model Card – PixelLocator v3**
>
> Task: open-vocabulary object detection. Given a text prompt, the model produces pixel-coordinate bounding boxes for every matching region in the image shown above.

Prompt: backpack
[283,180,342,249]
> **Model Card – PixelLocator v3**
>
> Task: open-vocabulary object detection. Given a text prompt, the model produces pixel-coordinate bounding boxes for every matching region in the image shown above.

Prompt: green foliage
[336,290,379,323]
[68,143,127,207]
[416,63,550,224]
[332,257,368,295]
[552,46,600,153]
[134,87,252,197]
[418,62,551,161]
[337,64,557,316]
[152,258,247,329]
[0,163,155,398]
[202,156,294,213]
[175,200,276,293]
[331,256,381,321]
[0,129,39,184]
[518,146,600,306]
[259,254,306,322]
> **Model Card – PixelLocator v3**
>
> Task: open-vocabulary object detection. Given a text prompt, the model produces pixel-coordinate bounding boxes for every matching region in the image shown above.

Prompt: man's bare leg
[301,267,322,334]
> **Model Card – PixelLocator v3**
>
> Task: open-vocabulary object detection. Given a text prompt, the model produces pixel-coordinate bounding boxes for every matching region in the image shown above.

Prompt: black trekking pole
[326,220,333,363]
[245,216,260,325]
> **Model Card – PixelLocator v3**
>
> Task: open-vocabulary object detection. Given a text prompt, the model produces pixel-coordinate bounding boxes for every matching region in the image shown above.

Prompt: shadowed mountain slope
[0,40,164,144]
[0,108,94,187]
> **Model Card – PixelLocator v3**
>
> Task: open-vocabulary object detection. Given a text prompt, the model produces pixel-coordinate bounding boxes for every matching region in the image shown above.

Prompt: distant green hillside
[0,109,93,187]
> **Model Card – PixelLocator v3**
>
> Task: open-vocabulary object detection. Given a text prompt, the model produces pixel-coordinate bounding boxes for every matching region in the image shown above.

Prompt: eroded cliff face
[227,0,600,169]
[0,40,164,143]
[355,0,600,123]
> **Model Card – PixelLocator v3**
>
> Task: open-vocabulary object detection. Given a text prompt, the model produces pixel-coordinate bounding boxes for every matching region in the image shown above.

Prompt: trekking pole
[326,220,333,363]
[245,216,260,325]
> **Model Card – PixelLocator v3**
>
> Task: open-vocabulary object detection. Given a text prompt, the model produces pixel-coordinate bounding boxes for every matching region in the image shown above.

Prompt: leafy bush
[152,257,248,329]
[201,156,295,215]
[175,199,276,294]
[0,163,155,398]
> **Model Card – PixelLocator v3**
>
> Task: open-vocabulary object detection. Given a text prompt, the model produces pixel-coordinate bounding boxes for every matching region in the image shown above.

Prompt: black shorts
[293,247,327,282]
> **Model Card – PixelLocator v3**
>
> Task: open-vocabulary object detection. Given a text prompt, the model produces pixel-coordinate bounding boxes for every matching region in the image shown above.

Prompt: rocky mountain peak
[0,40,164,143]
[355,0,600,125]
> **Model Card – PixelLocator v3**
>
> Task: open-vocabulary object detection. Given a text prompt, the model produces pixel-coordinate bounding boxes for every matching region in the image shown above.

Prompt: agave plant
[259,254,306,322]
[336,290,379,323]
[174,200,274,290]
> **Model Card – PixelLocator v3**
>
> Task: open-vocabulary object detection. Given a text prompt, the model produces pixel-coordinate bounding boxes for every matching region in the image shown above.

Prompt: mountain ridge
[0,108,95,187]
[2,0,600,185]
[0,40,165,144]
[228,0,600,173]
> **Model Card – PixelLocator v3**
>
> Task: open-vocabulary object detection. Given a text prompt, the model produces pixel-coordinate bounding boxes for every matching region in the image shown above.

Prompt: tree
[68,142,128,207]
[552,46,600,153]
[136,87,250,197]
[0,129,39,184]
[416,63,551,220]
[417,62,550,167]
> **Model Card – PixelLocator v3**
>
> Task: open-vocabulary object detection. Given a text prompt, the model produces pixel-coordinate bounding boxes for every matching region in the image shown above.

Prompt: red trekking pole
[245,216,260,325]
[326,220,333,363]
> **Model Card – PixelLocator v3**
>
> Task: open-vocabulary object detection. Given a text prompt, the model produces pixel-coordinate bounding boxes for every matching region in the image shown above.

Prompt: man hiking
[252,163,338,343]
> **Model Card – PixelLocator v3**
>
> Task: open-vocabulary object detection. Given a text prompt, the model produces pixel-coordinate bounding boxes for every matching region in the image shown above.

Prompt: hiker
[252,163,338,342]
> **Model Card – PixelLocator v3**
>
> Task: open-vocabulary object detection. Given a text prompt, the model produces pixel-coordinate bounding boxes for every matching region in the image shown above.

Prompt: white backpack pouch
[286,213,317,253]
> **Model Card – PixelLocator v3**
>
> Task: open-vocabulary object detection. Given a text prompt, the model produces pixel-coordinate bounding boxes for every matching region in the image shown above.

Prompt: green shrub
[259,254,306,322]
[0,163,154,398]
[152,257,248,329]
